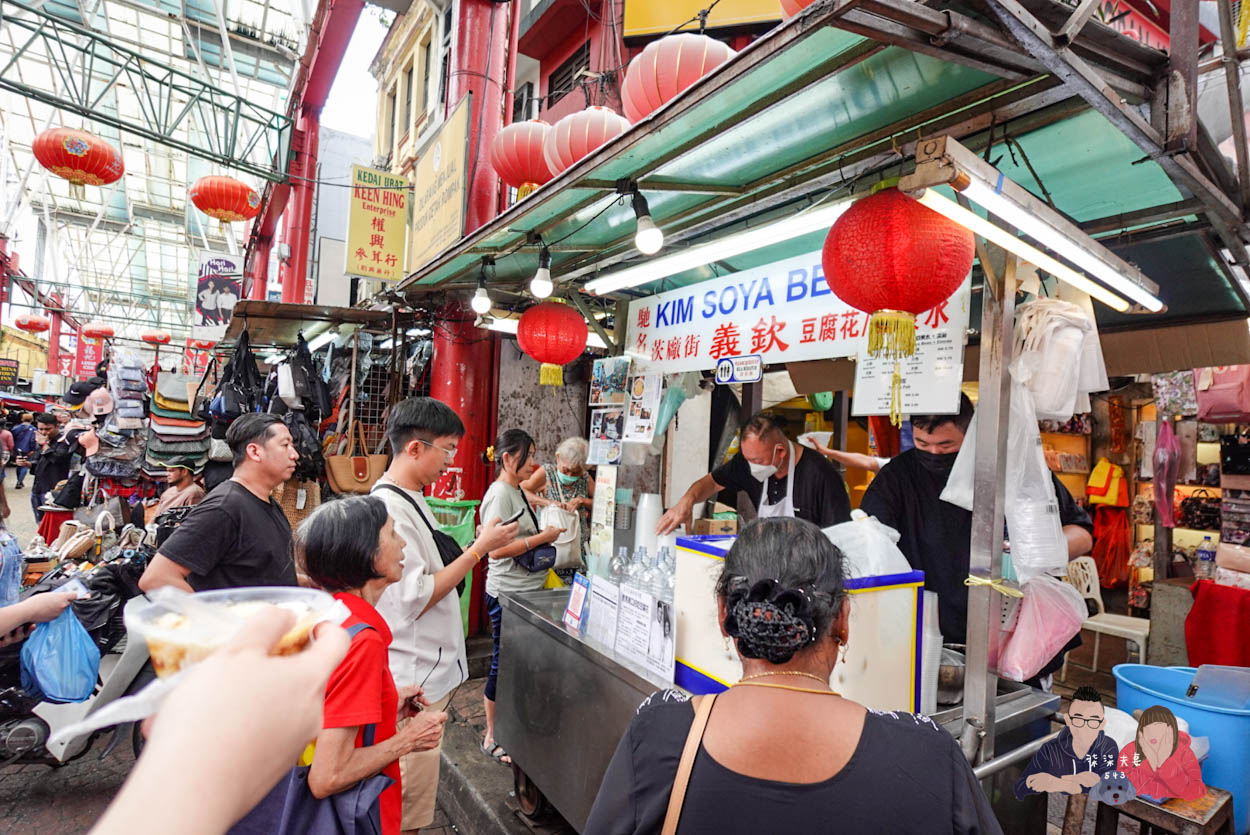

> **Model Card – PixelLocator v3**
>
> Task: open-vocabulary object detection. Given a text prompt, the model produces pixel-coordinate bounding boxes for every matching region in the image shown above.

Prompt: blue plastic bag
[20,607,100,703]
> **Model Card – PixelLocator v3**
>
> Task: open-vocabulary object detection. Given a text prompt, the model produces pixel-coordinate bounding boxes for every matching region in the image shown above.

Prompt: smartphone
[502,507,526,525]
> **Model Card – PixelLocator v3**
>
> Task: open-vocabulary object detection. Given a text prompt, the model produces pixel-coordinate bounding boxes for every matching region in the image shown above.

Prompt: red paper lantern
[141,329,172,345]
[778,0,814,17]
[821,188,973,422]
[32,128,124,196]
[543,107,631,177]
[621,34,736,123]
[15,314,50,334]
[190,176,261,222]
[491,120,553,198]
[81,321,114,341]
[516,302,588,385]
[190,339,216,350]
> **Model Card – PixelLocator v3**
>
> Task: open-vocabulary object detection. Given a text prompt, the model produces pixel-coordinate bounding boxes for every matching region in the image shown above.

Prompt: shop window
[385,89,396,156]
[439,6,453,107]
[402,64,413,130]
[416,37,431,116]
[547,41,589,108]
[513,81,536,122]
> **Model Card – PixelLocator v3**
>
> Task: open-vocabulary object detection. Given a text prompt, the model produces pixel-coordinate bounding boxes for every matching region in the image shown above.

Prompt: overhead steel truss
[9,275,195,330]
[0,0,292,182]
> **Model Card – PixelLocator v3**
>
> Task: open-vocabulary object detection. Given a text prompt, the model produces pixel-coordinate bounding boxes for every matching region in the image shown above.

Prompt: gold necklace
[739,671,830,685]
[732,681,841,696]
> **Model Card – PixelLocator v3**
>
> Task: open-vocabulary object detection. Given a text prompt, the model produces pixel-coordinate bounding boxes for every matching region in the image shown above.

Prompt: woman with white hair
[523,436,594,582]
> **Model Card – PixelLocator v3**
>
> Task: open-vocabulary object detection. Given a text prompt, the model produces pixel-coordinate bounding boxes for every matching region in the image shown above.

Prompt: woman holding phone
[478,428,565,765]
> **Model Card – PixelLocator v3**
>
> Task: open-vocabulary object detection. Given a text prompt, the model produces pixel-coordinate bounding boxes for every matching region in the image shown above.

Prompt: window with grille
[547,41,589,108]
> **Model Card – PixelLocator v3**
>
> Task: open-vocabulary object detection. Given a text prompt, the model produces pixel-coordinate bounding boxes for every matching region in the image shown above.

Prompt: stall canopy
[386,0,1250,342]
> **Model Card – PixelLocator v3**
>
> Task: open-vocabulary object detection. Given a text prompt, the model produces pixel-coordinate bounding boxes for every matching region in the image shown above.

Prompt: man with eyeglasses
[1015,685,1119,798]
[370,397,518,835]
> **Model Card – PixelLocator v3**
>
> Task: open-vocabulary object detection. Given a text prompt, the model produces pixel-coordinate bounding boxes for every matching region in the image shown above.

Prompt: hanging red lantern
[141,329,172,345]
[15,314,50,334]
[821,188,973,422]
[516,302,589,385]
[490,120,553,199]
[81,321,114,341]
[778,0,814,17]
[621,34,736,123]
[190,339,216,350]
[32,128,124,198]
[543,107,631,177]
[190,176,261,222]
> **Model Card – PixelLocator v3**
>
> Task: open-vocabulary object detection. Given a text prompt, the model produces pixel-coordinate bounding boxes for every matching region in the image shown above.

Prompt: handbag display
[542,468,583,571]
[325,423,386,495]
[1178,488,1221,531]
[1195,365,1250,423]
[1222,433,1250,476]
[373,484,465,595]
[515,492,557,573]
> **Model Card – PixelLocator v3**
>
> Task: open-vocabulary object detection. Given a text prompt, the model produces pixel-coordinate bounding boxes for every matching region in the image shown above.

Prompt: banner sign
[182,339,212,377]
[192,250,243,344]
[345,165,410,282]
[408,96,470,271]
[74,335,104,379]
[55,355,73,377]
[625,249,968,374]
[0,359,18,386]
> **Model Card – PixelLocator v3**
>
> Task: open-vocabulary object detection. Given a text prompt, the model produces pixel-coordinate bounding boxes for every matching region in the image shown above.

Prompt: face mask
[556,470,579,485]
[747,444,784,482]
[915,449,959,475]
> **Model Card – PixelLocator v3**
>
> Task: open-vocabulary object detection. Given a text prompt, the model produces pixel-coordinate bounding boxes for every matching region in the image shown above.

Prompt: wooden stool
[1093,787,1235,835]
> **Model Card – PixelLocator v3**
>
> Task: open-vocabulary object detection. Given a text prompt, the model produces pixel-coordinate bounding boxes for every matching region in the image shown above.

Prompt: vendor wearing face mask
[657,413,852,535]
[860,395,1093,650]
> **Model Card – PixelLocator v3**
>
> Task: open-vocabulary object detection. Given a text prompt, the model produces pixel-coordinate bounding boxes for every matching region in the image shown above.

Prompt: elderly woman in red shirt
[300,496,450,835]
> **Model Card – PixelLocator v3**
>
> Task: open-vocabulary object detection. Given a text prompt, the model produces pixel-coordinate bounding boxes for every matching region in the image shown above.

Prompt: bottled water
[610,547,629,582]
[1196,536,1217,580]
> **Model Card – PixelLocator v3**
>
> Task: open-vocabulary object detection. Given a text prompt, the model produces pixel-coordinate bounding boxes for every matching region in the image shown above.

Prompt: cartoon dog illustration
[1089,771,1137,807]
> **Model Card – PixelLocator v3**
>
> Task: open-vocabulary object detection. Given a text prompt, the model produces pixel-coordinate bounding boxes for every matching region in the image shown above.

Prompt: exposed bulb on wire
[632,190,663,255]
[531,245,553,298]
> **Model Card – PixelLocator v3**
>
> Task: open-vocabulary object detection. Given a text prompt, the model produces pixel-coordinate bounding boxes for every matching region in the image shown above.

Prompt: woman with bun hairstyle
[478,428,566,766]
[585,517,1000,835]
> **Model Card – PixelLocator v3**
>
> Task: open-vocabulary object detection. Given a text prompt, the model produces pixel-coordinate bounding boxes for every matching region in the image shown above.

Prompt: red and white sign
[55,355,73,377]
[625,249,969,374]
[75,336,105,379]
[182,339,212,377]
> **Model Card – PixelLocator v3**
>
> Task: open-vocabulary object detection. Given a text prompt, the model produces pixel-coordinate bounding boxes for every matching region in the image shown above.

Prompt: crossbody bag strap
[343,621,380,746]
[373,482,438,537]
[661,693,717,835]
[518,488,541,532]
[547,464,568,504]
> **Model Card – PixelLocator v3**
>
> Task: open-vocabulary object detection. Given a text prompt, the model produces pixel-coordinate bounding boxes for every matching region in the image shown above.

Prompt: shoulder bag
[541,466,583,571]
[372,483,465,596]
[326,423,387,495]
[660,694,717,835]
[515,491,557,574]
[228,622,394,835]
[1195,365,1250,423]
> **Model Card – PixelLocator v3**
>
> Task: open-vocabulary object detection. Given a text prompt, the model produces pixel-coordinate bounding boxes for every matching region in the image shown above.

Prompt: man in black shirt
[27,413,76,522]
[657,413,852,534]
[861,395,1093,650]
[140,413,300,592]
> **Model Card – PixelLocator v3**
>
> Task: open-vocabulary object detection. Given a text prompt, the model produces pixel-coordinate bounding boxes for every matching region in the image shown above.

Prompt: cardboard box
[693,518,738,536]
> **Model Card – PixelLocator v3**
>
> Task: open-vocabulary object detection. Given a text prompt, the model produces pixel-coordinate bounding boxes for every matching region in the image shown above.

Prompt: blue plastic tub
[1114,664,1250,834]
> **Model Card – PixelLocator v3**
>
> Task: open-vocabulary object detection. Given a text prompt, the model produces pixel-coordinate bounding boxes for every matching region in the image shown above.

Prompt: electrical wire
[547,195,625,245]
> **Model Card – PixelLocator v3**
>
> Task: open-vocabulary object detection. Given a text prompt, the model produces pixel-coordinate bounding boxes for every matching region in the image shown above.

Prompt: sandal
[480,739,512,765]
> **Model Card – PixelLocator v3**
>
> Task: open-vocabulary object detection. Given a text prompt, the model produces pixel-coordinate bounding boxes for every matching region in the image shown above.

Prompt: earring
[723,635,733,653]
[840,640,849,664]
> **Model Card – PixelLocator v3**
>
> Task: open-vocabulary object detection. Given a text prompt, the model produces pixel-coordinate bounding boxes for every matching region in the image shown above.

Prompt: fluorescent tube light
[915,189,1132,313]
[585,199,852,296]
[958,178,1162,312]
[307,332,336,351]
[483,315,608,349]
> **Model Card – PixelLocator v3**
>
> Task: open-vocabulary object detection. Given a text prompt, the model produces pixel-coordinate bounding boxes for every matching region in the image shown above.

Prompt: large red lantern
[81,321,114,341]
[490,120,553,199]
[516,302,588,385]
[821,188,973,421]
[543,107,631,177]
[32,128,124,198]
[190,176,261,222]
[621,34,736,123]
[15,314,50,334]
[141,329,172,345]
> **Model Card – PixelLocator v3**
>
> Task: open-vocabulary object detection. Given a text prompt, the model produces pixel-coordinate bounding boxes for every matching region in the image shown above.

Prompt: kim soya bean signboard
[625,250,970,415]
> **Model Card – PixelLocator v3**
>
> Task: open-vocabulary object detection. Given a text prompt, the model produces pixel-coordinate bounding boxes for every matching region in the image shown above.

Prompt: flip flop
[480,740,511,765]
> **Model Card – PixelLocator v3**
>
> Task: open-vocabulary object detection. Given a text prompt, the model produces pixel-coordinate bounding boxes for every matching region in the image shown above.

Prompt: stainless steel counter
[495,589,1060,834]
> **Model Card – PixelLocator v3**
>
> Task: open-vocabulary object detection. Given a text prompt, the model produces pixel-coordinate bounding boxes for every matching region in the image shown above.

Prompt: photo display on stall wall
[589,465,618,564]
[622,373,663,443]
[590,356,631,407]
[589,408,625,466]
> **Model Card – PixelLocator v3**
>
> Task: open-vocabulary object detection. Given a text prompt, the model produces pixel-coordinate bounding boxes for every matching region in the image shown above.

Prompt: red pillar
[247,237,272,300]
[279,110,320,304]
[47,305,62,374]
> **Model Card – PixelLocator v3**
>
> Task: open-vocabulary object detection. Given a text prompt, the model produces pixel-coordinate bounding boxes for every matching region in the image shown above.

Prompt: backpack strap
[344,621,381,747]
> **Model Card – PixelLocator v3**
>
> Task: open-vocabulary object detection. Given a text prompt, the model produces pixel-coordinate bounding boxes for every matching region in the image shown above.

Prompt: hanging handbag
[372,484,466,596]
[228,623,393,835]
[326,423,387,495]
[1179,489,1222,531]
[1195,365,1250,423]
[515,492,557,574]
[1222,433,1250,476]
[541,467,583,571]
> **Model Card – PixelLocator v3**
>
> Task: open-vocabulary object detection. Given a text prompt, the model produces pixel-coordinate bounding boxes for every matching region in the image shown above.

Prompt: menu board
[852,276,971,417]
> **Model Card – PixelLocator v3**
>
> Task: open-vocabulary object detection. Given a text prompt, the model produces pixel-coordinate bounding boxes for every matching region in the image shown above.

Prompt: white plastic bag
[998,575,1086,681]
[823,510,912,578]
[1012,298,1102,421]
[940,412,977,511]
[1005,373,1068,585]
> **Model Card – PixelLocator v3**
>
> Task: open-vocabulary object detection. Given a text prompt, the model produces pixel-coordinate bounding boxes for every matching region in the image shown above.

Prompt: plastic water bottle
[610,547,628,582]
[1196,536,1217,580]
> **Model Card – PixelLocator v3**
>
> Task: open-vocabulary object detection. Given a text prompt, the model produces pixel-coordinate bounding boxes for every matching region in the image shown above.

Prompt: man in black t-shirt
[27,413,77,522]
[861,395,1094,652]
[657,413,852,534]
[139,413,300,592]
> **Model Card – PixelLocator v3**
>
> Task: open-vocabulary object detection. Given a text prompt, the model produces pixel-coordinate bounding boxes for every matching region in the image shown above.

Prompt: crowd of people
[0,389,1035,834]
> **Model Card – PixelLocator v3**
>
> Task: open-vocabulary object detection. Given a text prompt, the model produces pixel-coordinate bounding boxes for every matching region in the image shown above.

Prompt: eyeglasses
[419,440,458,461]
[1068,716,1104,728]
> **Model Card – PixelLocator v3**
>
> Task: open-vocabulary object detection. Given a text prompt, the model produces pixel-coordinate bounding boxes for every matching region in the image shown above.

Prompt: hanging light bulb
[471,262,492,314]
[632,190,664,255]
[530,245,553,298]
